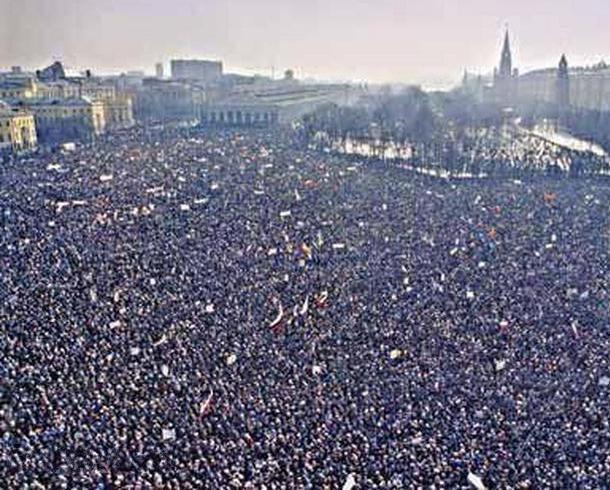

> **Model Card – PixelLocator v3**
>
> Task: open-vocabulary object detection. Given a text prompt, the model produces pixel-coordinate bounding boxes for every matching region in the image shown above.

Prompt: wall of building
[133,81,202,122]
[518,69,610,113]
[37,81,81,99]
[569,72,610,112]
[201,106,279,126]
[0,111,38,153]
[170,60,223,82]
[0,79,38,99]
[200,84,349,127]
[82,84,117,101]
[103,95,135,129]
[1,63,135,146]
[29,100,106,143]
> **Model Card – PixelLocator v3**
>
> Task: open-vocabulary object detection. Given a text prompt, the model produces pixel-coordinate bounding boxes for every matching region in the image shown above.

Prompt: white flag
[342,473,356,490]
[467,472,486,490]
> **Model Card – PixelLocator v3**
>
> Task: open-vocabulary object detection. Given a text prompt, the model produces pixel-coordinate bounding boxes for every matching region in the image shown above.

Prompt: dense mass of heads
[1,126,609,488]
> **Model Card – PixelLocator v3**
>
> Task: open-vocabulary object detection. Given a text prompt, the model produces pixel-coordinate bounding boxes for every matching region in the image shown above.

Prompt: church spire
[499,28,513,78]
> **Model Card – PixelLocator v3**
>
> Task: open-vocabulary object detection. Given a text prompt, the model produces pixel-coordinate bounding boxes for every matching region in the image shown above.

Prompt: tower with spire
[493,27,518,108]
[556,54,570,123]
[499,30,513,79]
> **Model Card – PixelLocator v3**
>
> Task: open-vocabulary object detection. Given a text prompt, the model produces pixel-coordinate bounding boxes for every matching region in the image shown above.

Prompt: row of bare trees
[297,86,609,177]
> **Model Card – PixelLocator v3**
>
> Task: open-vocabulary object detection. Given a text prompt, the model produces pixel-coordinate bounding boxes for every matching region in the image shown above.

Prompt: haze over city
[2,0,610,87]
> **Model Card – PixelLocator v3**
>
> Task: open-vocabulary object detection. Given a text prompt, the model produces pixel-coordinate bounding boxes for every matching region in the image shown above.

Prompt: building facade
[171,59,223,82]
[201,84,349,127]
[103,95,135,129]
[37,80,81,99]
[0,78,39,99]
[2,62,136,141]
[26,97,106,142]
[0,105,37,153]
[132,78,205,122]
[81,82,116,101]
[78,81,135,130]
[155,63,164,79]
[518,59,610,113]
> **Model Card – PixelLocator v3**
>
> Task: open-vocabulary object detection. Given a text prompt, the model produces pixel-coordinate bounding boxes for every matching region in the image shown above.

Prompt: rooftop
[213,85,345,108]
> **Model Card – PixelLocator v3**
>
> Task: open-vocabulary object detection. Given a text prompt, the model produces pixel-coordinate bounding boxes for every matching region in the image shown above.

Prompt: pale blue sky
[1,0,609,88]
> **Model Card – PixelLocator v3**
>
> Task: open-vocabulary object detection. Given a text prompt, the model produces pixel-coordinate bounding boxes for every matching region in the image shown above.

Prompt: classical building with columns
[0,103,37,154]
[23,97,106,142]
[1,62,135,140]
[201,84,349,127]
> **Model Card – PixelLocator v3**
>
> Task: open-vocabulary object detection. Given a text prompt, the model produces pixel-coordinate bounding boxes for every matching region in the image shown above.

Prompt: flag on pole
[199,390,214,418]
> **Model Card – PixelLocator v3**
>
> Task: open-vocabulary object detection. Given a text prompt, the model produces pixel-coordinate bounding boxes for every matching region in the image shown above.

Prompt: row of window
[202,111,278,124]
[1,118,34,128]
[1,90,26,98]
[35,107,92,116]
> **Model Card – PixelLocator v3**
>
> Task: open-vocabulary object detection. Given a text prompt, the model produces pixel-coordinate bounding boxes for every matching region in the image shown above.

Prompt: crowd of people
[1,125,609,488]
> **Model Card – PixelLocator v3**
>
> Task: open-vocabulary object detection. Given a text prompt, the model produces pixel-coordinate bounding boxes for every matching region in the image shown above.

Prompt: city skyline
[2,0,610,88]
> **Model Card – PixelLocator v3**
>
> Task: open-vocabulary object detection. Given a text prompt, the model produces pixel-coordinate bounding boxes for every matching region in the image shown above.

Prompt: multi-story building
[132,78,206,122]
[37,79,81,99]
[0,78,39,99]
[1,62,134,142]
[78,81,135,129]
[519,60,610,114]
[155,63,164,79]
[171,59,223,83]
[201,84,349,127]
[103,95,135,129]
[81,82,116,101]
[25,97,106,142]
[0,103,38,153]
